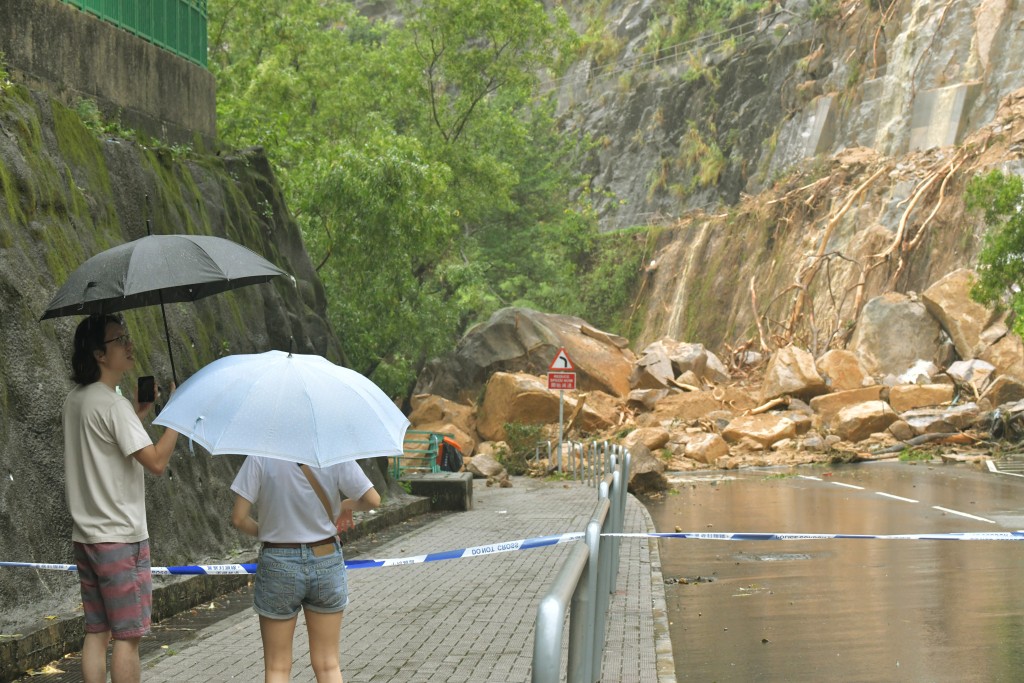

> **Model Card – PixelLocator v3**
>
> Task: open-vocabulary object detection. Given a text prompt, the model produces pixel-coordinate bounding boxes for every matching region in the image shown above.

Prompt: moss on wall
[0,83,345,636]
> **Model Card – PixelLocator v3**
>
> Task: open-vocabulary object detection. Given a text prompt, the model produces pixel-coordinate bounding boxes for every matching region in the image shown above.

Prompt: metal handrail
[532,447,631,682]
[59,0,209,67]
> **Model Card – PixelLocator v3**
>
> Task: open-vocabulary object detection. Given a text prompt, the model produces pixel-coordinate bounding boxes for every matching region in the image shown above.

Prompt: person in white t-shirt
[231,456,380,683]
[63,314,179,683]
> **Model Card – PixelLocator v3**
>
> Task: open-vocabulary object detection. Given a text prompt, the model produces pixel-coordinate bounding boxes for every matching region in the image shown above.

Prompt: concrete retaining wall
[0,0,216,145]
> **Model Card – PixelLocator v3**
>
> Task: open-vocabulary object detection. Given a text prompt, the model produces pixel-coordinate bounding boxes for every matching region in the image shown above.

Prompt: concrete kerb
[0,493,432,683]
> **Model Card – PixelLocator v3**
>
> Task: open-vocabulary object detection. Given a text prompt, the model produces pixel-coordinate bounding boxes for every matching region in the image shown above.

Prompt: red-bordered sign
[548,348,575,371]
[547,372,576,390]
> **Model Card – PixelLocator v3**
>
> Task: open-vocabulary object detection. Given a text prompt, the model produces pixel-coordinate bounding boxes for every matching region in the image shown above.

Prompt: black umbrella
[40,234,288,383]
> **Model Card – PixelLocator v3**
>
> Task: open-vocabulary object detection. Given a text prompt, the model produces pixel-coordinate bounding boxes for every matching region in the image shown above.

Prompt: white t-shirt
[63,382,154,544]
[231,457,373,543]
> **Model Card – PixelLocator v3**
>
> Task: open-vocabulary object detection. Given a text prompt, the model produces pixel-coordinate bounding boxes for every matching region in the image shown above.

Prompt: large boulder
[622,427,671,452]
[476,372,559,442]
[632,338,731,388]
[408,394,478,453]
[922,269,997,360]
[761,345,828,400]
[627,388,670,412]
[809,386,885,427]
[888,384,954,412]
[684,433,730,464]
[946,359,996,394]
[900,404,982,435]
[624,443,669,494]
[850,293,945,376]
[722,414,798,447]
[466,451,507,479]
[651,386,758,422]
[816,349,870,392]
[408,394,476,428]
[566,390,622,433]
[982,376,1024,407]
[414,307,636,402]
[629,342,675,389]
[980,332,1024,380]
[832,401,898,442]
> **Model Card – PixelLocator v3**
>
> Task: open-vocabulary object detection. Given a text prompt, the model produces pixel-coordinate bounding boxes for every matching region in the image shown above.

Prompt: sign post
[547,348,576,472]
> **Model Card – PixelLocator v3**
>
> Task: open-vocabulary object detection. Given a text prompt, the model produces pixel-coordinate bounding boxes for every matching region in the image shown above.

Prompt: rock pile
[410,269,1023,491]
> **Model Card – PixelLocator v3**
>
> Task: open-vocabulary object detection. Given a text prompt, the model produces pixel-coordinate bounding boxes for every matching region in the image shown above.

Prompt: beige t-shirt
[63,382,153,544]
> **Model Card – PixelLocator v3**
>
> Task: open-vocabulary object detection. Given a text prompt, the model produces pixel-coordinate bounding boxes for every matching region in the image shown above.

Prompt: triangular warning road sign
[548,347,575,371]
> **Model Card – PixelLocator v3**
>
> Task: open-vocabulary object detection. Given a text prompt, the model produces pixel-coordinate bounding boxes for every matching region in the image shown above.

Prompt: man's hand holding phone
[135,375,156,419]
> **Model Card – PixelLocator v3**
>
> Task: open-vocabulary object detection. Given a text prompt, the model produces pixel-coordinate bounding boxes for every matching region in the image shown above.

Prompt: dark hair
[71,314,122,385]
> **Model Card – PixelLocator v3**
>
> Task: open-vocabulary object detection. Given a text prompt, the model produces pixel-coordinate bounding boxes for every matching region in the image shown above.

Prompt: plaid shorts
[73,540,152,639]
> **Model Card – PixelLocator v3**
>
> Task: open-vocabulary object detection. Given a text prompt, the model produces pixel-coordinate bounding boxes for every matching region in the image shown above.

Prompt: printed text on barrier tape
[3,530,1023,575]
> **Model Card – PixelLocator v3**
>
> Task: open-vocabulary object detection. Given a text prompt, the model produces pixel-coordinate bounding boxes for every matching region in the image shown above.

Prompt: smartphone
[137,375,156,404]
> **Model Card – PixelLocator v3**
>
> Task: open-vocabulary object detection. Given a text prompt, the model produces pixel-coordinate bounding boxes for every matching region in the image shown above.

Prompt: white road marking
[831,481,864,490]
[798,475,822,481]
[987,460,1024,478]
[876,491,919,503]
[932,506,996,524]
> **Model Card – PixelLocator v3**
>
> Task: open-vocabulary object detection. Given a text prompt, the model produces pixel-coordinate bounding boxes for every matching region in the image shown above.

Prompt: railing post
[592,480,614,678]
[568,514,603,682]
[610,451,622,587]
[532,543,589,683]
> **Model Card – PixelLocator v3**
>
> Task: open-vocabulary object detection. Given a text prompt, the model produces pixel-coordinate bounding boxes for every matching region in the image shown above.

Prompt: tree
[208,0,590,397]
[966,170,1024,335]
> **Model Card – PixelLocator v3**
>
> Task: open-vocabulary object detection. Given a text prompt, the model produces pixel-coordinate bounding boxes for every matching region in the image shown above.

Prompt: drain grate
[990,455,1024,475]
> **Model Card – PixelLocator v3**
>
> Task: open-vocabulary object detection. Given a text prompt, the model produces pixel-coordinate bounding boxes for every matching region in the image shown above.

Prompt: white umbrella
[154,350,409,466]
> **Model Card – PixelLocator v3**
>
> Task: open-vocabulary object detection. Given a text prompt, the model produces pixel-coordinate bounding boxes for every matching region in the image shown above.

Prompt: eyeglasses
[104,332,132,346]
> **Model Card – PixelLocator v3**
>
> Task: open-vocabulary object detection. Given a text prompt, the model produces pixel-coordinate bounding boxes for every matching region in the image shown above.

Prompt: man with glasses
[63,313,179,683]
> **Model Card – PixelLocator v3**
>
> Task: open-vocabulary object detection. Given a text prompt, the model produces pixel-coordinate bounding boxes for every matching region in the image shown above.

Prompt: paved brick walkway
[140,478,674,682]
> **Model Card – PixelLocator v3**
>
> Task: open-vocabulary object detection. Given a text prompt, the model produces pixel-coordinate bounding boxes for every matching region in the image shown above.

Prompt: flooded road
[644,462,1024,682]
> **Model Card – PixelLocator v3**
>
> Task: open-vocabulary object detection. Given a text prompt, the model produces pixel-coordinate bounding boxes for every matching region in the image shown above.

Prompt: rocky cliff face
[560,0,1024,226]
[552,0,1024,352]
[0,84,383,629]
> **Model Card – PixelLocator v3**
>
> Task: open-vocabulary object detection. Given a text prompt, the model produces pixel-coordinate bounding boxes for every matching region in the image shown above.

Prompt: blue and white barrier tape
[2,530,1022,575]
[0,532,585,576]
[605,531,1024,541]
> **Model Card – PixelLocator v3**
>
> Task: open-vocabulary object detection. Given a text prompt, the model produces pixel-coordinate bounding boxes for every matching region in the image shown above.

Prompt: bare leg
[260,614,298,683]
[304,608,344,683]
[110,637,141,683]
[82,631,111,683]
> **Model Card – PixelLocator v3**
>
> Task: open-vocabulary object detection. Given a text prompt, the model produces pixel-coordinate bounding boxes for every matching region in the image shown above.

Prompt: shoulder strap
[300,464,335,523]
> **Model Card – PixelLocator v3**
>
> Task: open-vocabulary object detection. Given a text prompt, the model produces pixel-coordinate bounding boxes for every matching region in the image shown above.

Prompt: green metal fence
[60,0,208,67]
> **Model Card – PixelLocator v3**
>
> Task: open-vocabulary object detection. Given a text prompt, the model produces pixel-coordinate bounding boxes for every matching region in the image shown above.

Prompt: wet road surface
[645,461,1024,683]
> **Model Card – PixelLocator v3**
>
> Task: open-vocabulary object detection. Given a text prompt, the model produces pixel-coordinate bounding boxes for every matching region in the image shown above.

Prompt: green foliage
[574,227,652,334]
[678,122,726,190]
[898,448,931,462]
[966,171,1024,334]
[0,50,11,93]
[665,0,765,44]
[809,0,839,21]
[210,0,587,397]
[73,98,132,139]
[502,422,543,475]
[681,49,719,87]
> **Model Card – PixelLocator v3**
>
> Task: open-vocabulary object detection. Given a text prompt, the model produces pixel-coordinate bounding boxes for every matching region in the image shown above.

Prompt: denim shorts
[253,542,348,620]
